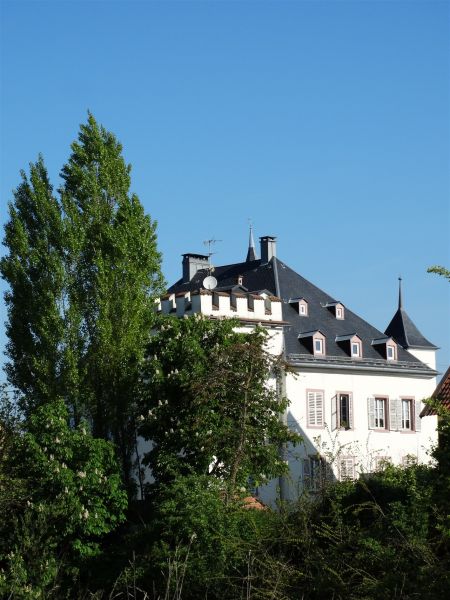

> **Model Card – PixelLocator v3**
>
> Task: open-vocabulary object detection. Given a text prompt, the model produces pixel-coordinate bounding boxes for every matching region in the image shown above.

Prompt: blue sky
[1,0,449,374]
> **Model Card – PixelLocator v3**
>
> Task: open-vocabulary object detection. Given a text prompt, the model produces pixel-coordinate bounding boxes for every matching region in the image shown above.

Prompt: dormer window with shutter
[290,297,308,316]
[372,337,398,361]
[324,301,345,319]
[336,334,363,358]
[299,330,326,356]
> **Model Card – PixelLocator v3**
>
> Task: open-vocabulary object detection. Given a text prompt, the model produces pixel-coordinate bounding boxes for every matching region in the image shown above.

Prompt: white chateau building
[158,232,439,504]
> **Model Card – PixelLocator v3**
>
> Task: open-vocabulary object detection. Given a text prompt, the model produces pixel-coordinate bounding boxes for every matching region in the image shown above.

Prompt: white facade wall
[258,366,438,505]
[152,290,439,506]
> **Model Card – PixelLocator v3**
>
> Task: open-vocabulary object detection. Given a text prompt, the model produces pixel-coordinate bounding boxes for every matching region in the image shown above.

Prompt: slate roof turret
[384,278,438,350]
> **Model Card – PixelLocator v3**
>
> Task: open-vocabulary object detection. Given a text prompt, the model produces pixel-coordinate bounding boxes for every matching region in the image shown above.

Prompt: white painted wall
[147,295,439,507]
[258,366,438,505]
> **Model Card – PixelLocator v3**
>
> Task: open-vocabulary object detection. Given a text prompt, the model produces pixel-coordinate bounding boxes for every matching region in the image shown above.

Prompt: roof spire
[398,276,403,309]
[246,221,258,262]
[385,275,437,350]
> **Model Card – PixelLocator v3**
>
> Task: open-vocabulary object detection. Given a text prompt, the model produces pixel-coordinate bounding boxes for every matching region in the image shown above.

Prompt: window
[371,337,397,361]
[290,298,308,316]
[401,398,412,430]
[302,455,329,491]
[299,330,325,356]
[369,397,421,432]
[307,390,324,427]
[374,398,386,428]
[299,299,308,316]
[387,345,396,360]
[339,456,355,481]
[336,306,344,319]
[331,393,353,430]
[373,456,391,471]
[351,342,361,357]
[402,455,417,467]
[368,397,388,429]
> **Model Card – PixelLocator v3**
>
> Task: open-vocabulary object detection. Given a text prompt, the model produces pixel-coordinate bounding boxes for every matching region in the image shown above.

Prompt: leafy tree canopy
[0,398,127,596]
[1,113,164,487]
[139,315,300,494]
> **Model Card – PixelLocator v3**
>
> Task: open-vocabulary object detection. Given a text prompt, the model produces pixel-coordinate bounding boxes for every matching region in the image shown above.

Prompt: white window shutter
[368,397,376,429]
[348,394,354,429]
[415,400,422,432]
[308,392,316,426]
[389,398,399,431]
[331,395,337,430]
[340,457,355,481]
[316,392,324,427]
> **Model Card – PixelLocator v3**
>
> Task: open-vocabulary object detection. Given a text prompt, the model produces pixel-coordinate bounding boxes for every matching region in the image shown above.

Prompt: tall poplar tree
[1,115,164,488]
[60,114,165,481]
[1,157,64,412]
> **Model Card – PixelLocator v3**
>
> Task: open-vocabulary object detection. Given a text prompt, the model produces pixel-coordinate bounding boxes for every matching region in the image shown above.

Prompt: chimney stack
[182,253,209,283]
[260,236,277,264]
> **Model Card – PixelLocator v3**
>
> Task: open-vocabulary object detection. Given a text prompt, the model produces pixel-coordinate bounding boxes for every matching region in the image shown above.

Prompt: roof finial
[398,276,403,310]
[246,220,258,262]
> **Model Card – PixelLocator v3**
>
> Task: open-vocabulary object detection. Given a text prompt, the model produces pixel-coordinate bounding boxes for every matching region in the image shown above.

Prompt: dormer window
[372,337,398,361]
[299,299,308,316]
[298,330,326,357]
[336,334,363,359]
[324,301,345,319]
[351,341,361,357]
[290,297,308,317]
[386,344,396,360]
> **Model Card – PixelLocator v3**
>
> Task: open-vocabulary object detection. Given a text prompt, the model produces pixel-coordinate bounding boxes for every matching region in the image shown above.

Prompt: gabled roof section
[384,279,437,349]
[167,246,437,376]
[421,366,450,416]
[168,258,276,295]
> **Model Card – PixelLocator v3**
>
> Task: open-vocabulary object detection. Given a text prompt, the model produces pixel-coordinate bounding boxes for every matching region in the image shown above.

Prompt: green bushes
[0,399,127,598]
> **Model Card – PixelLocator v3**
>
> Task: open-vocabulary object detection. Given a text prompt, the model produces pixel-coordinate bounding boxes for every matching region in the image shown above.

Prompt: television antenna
[202,238,221,290]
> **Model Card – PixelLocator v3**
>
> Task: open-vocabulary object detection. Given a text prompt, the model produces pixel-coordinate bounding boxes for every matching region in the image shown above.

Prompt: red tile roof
[421,365,450,416]
[241,496,267,510]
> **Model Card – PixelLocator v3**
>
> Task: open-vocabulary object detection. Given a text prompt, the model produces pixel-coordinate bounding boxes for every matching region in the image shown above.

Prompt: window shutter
[316,392,324,427]
[302,458,311,490]
[340,457,355,481]
[368,397,376,429]
[389,398,400,431]
[415,400,422,432]
[308,391,324,427]
[308,392,316,426]
[331,395,338,430]
[348,394,354,429]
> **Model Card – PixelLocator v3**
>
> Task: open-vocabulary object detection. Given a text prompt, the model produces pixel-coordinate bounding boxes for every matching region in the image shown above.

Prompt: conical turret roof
[385,279,438,349]
[245,224,258,262]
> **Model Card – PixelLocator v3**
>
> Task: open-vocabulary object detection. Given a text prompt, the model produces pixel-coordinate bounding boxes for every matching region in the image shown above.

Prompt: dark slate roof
[168,256,436,374]
[246,246,257,262]
[385,308,438,350]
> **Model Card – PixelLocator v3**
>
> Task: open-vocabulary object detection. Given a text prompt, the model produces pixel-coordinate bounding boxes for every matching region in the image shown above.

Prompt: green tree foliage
[117,474,275,600]
[0,399,127,597]
[0,158,64,413]
[1,114,164,485]
[140,314,300,494]
[427,265,450,282]
[59,114,164,480]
